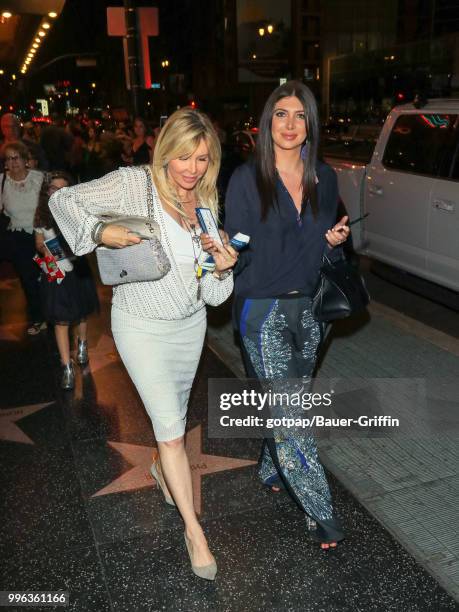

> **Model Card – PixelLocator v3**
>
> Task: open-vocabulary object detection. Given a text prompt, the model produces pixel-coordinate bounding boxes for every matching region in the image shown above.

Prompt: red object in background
[137,7,158,90]
[396,92,405,101]
[107,6,159,90]
[190,100,196,109]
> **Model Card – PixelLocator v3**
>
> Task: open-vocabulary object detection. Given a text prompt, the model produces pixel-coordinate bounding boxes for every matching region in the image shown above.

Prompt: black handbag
[312,254,370,322]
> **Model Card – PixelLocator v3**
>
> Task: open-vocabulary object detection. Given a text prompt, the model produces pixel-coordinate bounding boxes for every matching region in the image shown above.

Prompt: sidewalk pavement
[207,300,459,601]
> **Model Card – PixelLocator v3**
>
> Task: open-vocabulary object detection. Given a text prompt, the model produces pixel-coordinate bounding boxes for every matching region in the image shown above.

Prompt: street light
[38,30,46,37]
[267,24,273,34]
[42,22,50,29]
[48,12,57,18]
[258,27,265,36]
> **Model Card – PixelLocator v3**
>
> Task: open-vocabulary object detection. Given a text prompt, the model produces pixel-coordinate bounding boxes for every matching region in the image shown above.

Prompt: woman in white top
[0,140,45,334]
[49,108,237,581]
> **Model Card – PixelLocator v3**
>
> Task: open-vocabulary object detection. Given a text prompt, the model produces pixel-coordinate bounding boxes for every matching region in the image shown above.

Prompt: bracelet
[91,221,106,245]
[212,269,233,281]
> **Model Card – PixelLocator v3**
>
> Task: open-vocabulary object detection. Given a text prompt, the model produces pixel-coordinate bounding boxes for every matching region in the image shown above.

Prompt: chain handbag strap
[142,165,154,219]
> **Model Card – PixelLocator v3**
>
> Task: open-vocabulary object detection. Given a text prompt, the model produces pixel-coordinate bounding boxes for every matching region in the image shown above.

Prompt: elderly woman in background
[0,141,45,334]
[49,107,237,580]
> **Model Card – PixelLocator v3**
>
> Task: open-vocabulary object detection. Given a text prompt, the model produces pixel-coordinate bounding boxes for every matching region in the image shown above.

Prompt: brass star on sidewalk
[0,323,23,342]
[0,403,52,444]
[0,278,18,291]
[92,424,257,514]
[79,333,120,375]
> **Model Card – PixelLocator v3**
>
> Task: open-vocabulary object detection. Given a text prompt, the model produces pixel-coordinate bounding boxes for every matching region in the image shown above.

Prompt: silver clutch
[96,238,171,285]
[95,166,171,286]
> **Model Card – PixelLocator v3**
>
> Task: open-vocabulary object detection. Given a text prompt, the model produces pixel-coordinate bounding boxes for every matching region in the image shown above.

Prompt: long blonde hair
[151,107,221,218]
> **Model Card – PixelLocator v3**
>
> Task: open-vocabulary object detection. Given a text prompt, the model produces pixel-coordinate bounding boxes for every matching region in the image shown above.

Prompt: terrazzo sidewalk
[207,301,459,602]
[0,263,457,611]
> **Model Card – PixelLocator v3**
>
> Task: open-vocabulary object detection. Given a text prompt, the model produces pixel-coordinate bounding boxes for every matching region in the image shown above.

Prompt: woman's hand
[210,240,238,273]
[325,215,350,248]
[200,230,237,272]
[200,229,229,253]
[100,224,142,249]
[34,233,47,257]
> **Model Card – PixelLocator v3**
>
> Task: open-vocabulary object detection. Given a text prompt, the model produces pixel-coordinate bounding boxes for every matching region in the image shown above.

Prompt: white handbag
[95,167,171,285]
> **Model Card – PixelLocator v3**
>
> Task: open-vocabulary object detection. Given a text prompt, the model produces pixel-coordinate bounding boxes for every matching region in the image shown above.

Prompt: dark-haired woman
[220,81,349,548]
[132,117,155,165]
[34,172,99,390]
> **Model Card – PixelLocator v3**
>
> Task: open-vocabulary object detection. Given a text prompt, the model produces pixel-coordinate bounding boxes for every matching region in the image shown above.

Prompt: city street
[1,2,458,610]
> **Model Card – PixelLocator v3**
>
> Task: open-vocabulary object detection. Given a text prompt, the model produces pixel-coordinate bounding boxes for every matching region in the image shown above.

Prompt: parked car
[324,99,459,293]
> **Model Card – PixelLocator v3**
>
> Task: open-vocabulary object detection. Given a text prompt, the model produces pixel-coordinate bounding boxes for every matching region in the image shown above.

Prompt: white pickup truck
[324,99,459,293]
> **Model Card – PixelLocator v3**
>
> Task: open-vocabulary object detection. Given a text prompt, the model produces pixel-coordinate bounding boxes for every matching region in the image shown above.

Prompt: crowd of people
[1,81,351,577]
[0,112,159,180]
[0,112,159,349]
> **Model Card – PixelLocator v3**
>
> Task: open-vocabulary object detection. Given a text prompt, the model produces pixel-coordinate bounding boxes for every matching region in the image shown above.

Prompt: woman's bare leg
[77,320,87,341]
[157,437,214,567]
[55,324,70,364]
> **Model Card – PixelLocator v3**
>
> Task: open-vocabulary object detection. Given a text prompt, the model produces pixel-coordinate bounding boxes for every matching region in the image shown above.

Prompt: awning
[0,1,65,75]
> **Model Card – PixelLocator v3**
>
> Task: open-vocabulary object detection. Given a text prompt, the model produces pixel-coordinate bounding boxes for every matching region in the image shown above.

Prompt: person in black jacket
[212,81,350,548]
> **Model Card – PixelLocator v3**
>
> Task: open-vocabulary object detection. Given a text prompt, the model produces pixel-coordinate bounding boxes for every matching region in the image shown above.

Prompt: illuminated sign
[36,98,49,116]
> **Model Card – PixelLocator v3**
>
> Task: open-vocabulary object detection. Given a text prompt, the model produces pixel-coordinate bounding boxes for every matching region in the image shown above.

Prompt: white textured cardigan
[49,166,233,320]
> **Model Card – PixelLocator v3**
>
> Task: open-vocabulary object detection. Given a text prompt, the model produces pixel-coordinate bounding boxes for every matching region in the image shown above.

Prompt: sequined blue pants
[236,295,344,543]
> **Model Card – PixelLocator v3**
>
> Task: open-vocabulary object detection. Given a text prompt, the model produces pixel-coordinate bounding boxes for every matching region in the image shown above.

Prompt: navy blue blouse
[224,160,341,298]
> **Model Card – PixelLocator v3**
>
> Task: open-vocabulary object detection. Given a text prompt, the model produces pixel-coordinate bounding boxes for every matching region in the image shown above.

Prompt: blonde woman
[49,108,237,580]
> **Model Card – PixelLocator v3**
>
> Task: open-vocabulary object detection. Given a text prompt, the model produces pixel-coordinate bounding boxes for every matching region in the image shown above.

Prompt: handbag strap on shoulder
[322,252,333,266]
[142,165,154,219]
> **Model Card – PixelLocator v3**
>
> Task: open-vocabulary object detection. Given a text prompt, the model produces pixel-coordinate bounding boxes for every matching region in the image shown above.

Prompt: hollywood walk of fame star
[0,322,26,342]
[78,333,120,375]
[0,403,52,444]
[0,278,18,291]
[92,424,257,514]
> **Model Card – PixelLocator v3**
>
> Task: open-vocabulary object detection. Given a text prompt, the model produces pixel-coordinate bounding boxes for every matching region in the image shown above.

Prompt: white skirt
[111,305,207,441]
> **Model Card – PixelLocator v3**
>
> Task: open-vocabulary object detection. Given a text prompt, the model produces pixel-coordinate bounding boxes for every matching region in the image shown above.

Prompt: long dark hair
[34,170,74,230]
[255,80,320,220]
